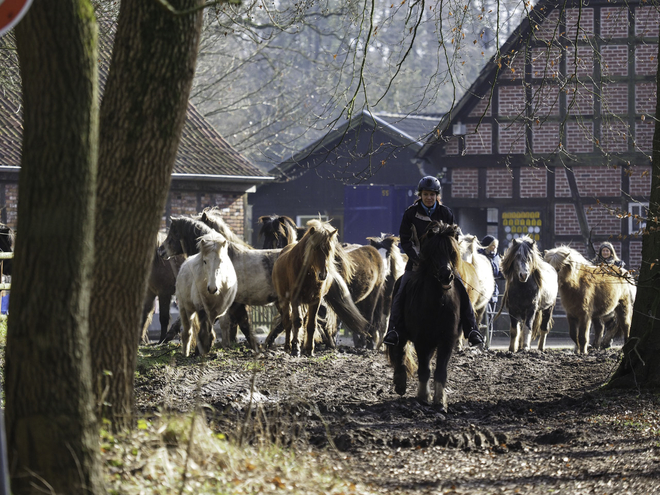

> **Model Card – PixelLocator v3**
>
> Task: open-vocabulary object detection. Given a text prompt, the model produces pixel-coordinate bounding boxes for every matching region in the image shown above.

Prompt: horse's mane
[302,219,356,281]
[0,224,14,252]
[170,216,214,255]
[198,207,252,251]
[258,215,298,247]
[196,231,227,255]
[500,236,543,280]
[544,245,589,272]
[417,221,464,276]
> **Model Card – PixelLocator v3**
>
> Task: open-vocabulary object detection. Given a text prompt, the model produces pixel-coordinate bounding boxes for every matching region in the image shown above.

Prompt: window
[628,202,648,235]
[486,208,499,238]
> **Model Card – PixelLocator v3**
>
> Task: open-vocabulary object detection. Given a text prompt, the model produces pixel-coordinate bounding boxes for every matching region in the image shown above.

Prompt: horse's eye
[203,260,207,265]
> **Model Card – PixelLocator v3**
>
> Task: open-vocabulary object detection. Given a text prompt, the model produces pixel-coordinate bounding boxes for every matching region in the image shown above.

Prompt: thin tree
[4,0,105,493]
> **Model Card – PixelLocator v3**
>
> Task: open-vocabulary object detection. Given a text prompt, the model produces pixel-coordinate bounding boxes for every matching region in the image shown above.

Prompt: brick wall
[445,136,459,156]
[629,240,643,272]
[566,8,594,38]
[600,45,628,76]
[635,6,660,37]
[532,47,562,78]
[555,166,621,197]
[535,10,561,43]
[555,204,581,235]
[498,85,526,117]
[486,168,513,198]
[635,82,656,115]
[532,122,561,153]
[500,52,526,81]
[532,84,560,117]
[565,83,594,116]
[635,44,658,75]
[566,121,594,153]
[5,184,17,229]
[451,168,479,198]
[167,191,246,238]
[468,96,492,118]
[601,120,629,152]
[499,121,526,154]
[464,123,492,154]
[601,6,629,39]
[520,167,547,198]
[634,120,654,152]
[601,83,628,115]
[585,203,623,235]
[566,46,595,78]
[629,165,652,198]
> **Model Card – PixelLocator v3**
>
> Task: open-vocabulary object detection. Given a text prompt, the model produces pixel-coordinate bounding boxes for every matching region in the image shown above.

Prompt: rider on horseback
[383,176,484,348]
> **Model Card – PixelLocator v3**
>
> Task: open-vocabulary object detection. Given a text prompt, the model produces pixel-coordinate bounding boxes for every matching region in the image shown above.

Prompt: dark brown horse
[140,232,185,344]
[387,221,463,411]
[0,222,14,277]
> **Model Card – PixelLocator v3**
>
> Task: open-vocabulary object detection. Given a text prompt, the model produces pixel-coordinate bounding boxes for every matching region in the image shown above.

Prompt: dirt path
[136,343,660,493]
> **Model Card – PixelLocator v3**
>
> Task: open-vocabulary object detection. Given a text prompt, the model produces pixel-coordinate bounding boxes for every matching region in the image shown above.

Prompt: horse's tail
[386,341,418,377]
[324,276,370,337]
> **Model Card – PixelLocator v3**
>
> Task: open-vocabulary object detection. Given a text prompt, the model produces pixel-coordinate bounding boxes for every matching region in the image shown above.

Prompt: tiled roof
[375,112,444,143]
[0,22,268,180]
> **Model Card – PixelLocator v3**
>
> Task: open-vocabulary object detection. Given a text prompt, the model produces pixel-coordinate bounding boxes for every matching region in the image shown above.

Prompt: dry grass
[102,410,376,495]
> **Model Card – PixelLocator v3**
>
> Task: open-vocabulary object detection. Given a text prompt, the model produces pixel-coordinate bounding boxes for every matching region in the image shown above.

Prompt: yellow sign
[502,211,542,241]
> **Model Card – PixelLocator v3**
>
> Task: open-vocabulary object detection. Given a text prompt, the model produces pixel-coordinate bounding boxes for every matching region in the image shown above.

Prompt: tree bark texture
[90,0,203,428]
[5,1,105,493]
[608,36,660,390]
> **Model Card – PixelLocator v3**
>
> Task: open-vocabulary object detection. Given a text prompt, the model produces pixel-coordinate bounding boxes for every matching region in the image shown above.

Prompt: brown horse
[140,232,185,344]
[544,245,633,355]
[272,219,360,356]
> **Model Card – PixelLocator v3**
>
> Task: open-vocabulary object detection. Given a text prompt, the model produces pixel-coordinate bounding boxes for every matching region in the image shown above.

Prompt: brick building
[417,0,656,272]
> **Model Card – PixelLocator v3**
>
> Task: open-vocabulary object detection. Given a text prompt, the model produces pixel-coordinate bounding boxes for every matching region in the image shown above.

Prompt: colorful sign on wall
[502,211,542,242]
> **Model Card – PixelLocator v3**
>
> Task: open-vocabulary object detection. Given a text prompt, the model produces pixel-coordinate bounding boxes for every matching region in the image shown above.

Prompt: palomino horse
[387,221,463,411]
[140,232,185,344]
[159,215,276,351]
[458,234,495,333]
[176,232,238,356]
[544,245,633,354]
[258,214,300,249]
[500,236,558,352]
[272,219,361,356]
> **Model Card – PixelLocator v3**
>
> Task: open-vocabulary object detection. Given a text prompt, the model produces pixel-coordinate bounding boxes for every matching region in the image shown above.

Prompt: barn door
[343,184,415,244]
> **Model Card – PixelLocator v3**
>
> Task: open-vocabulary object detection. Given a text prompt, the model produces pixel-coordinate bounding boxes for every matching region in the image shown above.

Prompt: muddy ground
[136,340,660,494]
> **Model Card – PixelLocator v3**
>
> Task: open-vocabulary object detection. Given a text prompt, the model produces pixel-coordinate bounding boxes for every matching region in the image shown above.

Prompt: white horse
[458,233,496,330]
[176,232,238,357]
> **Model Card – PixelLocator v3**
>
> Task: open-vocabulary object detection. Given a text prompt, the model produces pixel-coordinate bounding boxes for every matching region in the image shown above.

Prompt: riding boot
[383,271,412,346]
[455,277,484,347]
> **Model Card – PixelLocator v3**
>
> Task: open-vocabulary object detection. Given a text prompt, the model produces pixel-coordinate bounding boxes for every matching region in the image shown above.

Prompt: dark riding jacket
[400,199,454,271]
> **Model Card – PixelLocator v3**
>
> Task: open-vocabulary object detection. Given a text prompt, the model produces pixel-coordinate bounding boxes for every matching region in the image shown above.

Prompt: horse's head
[502,236,539,283]
[259,215,298,249]
[159,216,212,259]
[197,232,229,295]
[458,233,479,263]
[302,220,339,282]
[419,222,461,290]
[544,246,575,272]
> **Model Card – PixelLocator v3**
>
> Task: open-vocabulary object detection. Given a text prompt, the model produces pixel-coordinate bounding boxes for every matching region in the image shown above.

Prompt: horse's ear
[201,211,208,221]
[331,229,338,239]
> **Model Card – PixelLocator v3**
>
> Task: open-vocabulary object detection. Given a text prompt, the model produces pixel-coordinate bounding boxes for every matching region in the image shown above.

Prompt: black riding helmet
[417,176,441,194]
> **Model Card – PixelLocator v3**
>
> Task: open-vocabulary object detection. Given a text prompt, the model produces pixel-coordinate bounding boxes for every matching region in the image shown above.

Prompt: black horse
[387,221,463,411]
[258,214,300,249]
[0,222,15,277]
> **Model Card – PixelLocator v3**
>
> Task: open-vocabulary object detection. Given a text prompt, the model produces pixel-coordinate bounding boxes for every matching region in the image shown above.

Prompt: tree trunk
[607,35,660,389]
[90,0,203,428]
[4,1,105,493]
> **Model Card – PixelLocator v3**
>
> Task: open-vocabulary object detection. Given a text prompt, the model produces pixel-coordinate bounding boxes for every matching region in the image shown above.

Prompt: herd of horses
[145,209,636,410]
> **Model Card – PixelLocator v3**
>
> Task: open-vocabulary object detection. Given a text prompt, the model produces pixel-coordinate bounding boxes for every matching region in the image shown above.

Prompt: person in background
[478,235,502,329]
[592,242,625,270]
[382,176,484,348]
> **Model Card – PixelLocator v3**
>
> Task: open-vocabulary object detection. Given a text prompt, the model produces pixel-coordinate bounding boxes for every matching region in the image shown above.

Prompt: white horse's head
[197,232,229,294]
